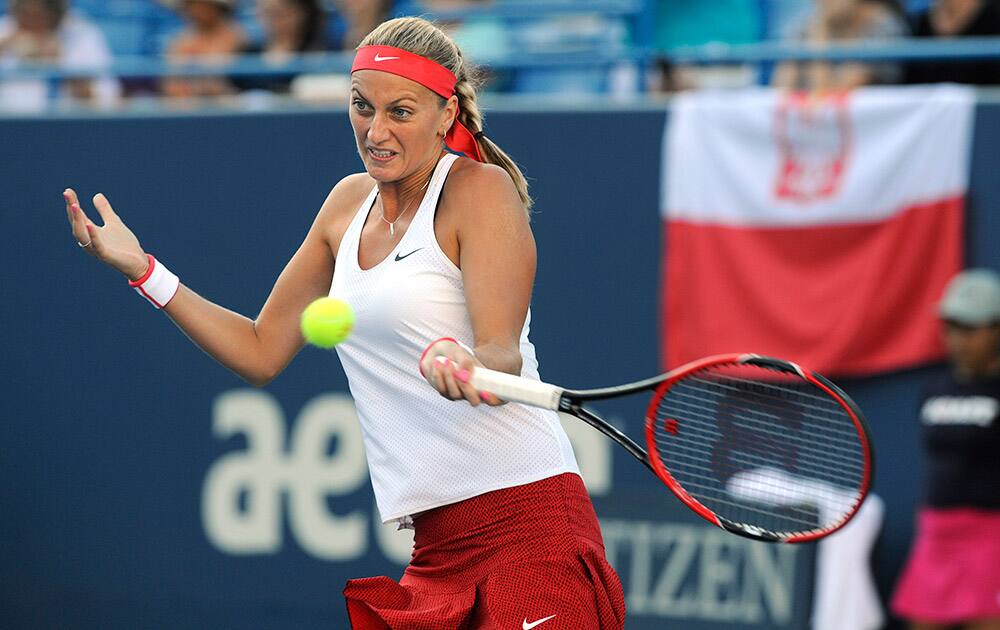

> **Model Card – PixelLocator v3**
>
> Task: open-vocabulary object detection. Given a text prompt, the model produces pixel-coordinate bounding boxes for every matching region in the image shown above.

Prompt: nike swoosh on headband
[373,54,399,62]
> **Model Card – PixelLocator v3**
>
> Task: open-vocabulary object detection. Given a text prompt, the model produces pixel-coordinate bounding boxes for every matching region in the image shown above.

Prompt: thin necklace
[379,175,431,237]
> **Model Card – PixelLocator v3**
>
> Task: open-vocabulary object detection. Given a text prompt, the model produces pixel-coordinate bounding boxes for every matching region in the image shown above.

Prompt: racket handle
[465,365,564,411]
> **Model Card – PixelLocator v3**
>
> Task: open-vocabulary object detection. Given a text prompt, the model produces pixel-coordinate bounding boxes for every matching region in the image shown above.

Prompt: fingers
[453,357,487,406]
[63,188,79,209]
[92,192,118,224]
[454,366,502,406]
[427,355,487,406]
[84,223,101,253]
[436,357,503,407]
[64,189,113,257]
[63,188,77,225]
[65,188,97,248]
[453,357,484,406]
[420,339,505,407]
[433,356,478,404]
[68,201,97,250]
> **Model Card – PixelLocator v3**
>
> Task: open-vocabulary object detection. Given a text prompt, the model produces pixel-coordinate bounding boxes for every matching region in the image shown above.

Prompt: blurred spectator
[510,13,633,95]
[904,0,1000,84]
[420,0,509,63]
[417,0,509,92]
[333,0,391,50]
[398,0,630,95]
[334,0,511,92]
[161,0,246,99]
[0,0,120,111]
[254,0,327,53]
[235,0,328,94]
[891,269,1000,630]
[651,0,763,92]
[769,0,818,39]
[259,0,390,104]
[655,0,760,49]
[773,0,909,92]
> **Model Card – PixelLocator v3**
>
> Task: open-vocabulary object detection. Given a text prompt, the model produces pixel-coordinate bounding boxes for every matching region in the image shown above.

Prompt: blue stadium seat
[92,17,146,56]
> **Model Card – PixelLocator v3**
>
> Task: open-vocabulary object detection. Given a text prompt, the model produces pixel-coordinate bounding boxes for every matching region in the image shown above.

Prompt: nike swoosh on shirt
[374,54,399,62]
[394,248,424,262]
[523,615,557,630]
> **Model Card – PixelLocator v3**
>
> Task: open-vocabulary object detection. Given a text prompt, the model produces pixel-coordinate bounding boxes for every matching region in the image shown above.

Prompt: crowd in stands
[771,0,1000,91]
[657,0,1000,91]
[0,0,998,111]
[0,0,397,109]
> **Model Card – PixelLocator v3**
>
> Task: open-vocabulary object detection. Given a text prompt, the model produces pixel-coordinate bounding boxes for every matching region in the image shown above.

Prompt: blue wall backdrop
[2,98,999,629]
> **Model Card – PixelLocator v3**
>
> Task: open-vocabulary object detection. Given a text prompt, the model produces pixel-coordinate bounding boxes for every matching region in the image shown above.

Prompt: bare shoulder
[315,172,375,253]
[439,158,526,229]
[319,172,373,217]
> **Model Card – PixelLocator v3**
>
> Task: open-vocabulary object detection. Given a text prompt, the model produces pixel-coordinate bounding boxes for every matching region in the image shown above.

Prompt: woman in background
[0,0,120,111]
[254,0,326,54]
[236,0,329,94]
[161,0,246,99]
[892,269,1000,630]
[904,0,1000,85]
[333,0,391,50]
[773,0,909,92]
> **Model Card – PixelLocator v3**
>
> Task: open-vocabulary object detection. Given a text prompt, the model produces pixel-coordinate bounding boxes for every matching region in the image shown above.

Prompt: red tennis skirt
[891,507,1000,624]
[343,473,625,629]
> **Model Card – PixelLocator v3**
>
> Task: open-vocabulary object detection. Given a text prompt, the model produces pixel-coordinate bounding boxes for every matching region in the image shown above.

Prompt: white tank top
[331,153,579,523]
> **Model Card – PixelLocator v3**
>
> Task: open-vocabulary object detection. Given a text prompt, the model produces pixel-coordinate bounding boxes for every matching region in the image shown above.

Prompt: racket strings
[652,435,861,508]
[667,388,864,453]
[689,373,841,406]
[686,375,863,432]
[664,392,865,466]
[654,426,863,481]
[647,447,848,522]
[652,364,865,536]
[671,378,863,447]
[657,480,826,527]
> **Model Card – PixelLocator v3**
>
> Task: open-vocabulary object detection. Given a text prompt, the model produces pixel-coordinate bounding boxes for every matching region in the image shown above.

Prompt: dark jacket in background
[905,1,1000,85]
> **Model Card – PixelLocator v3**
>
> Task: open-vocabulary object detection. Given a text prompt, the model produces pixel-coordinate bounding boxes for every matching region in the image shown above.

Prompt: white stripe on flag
[662,85,975,227]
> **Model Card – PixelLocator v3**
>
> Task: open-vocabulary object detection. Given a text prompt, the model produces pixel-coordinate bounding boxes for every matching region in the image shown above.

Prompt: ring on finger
[77,240,93,248]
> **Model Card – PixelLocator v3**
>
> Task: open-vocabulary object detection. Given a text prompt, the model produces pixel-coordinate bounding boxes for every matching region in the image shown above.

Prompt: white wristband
[129,254,179,309]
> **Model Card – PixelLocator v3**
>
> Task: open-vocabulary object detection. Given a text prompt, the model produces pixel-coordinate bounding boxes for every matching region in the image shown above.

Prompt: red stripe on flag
[662,196,964,376]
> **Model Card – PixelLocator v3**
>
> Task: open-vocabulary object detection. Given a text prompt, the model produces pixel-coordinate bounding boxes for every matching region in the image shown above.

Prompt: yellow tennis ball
[300,297,354,349]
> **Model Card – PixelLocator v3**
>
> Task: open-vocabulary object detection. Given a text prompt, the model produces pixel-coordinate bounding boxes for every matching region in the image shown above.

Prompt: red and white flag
[662,86,974,376]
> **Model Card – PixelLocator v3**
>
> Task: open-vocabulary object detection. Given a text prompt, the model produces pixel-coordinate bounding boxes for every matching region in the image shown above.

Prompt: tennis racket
[455,353,873,543]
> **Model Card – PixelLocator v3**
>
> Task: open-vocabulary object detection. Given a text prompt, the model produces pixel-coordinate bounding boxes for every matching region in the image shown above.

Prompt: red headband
[352,45,483,162]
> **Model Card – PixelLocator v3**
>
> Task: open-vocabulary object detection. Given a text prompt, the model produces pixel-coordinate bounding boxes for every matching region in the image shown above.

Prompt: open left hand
[64,189,150,281]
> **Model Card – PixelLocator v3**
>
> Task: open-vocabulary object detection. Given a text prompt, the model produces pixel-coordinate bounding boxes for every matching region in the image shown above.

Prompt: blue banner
[3,100,1000,628]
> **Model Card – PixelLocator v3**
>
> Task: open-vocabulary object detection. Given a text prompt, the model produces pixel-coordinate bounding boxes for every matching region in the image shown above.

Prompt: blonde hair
[359,17,533,212]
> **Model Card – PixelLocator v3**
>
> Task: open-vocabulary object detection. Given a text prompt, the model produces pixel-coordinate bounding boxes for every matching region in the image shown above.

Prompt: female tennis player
[63,16,625,630]
[891,269,1000,630]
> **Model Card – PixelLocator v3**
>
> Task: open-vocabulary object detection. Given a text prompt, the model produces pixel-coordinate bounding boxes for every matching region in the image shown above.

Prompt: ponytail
[454,75,533,212]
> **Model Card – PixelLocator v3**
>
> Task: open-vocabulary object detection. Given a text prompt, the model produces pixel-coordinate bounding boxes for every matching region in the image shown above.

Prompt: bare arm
[65,180,359,386]
[457,166,535,376]
[772,62,800,89]
[161,213,333,386]
[826,63,878,91]
[419,162,536,406]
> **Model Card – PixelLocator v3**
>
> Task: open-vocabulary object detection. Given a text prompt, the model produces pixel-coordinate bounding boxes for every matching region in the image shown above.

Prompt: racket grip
[466,365,563,411]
